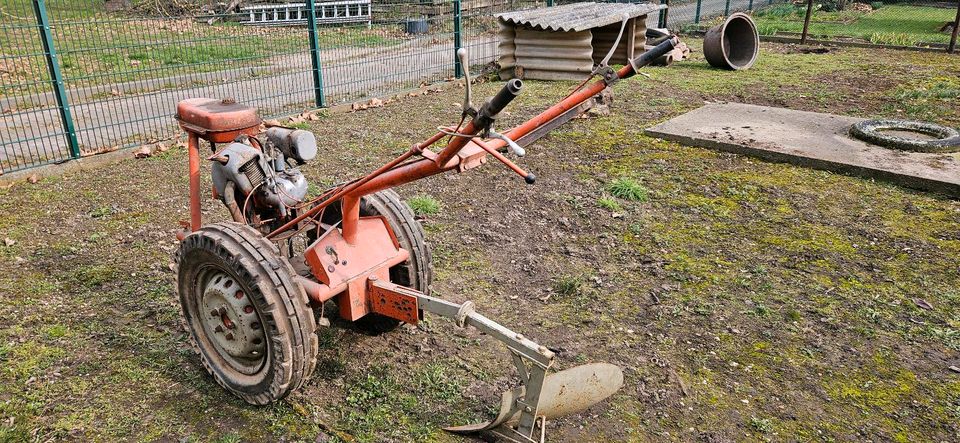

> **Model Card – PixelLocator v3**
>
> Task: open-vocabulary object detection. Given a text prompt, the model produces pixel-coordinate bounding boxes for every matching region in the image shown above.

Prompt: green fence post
[724,0,730,15]
[801,0,814,44]
[694,0,702,24]
[658,0,669,28]
[949,0,959,53]
[748,0,754,10]
[305,0,326,107]
[454,0,463,78]
[547,0,555,6]
[32,0,79,159]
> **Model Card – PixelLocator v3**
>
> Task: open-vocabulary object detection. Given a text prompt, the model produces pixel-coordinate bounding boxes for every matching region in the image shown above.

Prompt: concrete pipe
[703,13,759,70]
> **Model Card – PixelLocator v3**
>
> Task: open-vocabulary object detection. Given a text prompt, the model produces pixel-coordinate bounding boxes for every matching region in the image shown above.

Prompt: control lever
[457,48,474,116]
[473,138,536,185]
[489,130,525,157]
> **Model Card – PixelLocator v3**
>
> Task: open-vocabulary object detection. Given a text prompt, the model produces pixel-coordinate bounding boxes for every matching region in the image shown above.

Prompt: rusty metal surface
[176,98,261,133]
[514,96,595,148]
[303,216,409,320]
[496,2,661,33]
[368,278,420,324]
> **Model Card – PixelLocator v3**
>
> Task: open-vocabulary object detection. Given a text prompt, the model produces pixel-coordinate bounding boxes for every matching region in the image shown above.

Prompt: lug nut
[214,325,224,333]
[251,322,260,330]
[210,310,219,317]
[225,333,235,341]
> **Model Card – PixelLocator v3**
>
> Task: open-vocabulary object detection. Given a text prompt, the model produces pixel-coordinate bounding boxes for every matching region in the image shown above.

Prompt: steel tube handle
[485,79,523,118]
[629,36,679,72]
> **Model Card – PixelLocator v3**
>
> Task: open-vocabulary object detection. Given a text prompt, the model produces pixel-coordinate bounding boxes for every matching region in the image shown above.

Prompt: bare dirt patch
[0,40,958,442]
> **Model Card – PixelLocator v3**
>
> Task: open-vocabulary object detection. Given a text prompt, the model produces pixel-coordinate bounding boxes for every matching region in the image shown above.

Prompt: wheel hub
[199,271,265,373]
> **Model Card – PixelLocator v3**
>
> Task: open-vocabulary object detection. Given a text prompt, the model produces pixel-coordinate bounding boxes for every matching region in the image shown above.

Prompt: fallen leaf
[3,238,15,247]
[27,174,38,184]
[914,298,933,310]
[155,143,170,153]
[264,119,282,127]
[134,145,153,158]
[368,98,383,108]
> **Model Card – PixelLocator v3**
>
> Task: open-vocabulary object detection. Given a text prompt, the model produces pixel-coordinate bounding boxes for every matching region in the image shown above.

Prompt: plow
[172,36,679,441]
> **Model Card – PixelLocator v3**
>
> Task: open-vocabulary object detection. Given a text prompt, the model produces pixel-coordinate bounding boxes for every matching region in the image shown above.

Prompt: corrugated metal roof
[496,2,662,32]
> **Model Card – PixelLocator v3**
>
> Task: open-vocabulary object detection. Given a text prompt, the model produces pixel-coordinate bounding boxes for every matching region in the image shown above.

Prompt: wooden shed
[496,2,663,80]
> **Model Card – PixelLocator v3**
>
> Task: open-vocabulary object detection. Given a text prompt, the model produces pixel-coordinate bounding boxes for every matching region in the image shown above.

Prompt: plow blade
[445,362,623,434]
[393,288,625,442]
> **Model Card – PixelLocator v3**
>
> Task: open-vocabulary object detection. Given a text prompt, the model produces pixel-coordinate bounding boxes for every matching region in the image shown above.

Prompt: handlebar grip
[630,36,678,71]
[486,79,523,117]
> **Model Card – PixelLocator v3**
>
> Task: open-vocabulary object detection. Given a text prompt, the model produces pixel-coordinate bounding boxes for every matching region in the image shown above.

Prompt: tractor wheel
[175,222,318,404]
[320,189,434,334]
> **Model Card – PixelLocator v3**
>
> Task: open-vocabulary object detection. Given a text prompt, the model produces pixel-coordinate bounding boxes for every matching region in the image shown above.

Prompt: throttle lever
[489,130,525,157]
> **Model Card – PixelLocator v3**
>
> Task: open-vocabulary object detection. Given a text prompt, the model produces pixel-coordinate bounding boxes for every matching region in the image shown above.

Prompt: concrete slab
[645,103,960,197]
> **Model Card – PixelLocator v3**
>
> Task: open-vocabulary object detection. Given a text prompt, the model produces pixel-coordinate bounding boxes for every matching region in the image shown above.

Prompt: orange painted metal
[367,277,420,324]
[182,66,643,323]
[187,133,202,232]
[175,98,261,143]
[296,276,337,304]
[303,216,410,320]
[471,138,528,178]
[176,98,262,232]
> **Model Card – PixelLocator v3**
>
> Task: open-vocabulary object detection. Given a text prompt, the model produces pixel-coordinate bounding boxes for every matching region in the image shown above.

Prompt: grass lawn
[1,40,959,442]
[753,3,958,46]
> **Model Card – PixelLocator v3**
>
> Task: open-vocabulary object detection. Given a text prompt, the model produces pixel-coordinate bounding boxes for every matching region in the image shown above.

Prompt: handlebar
[629,36,679,73]
[484,78,523,119]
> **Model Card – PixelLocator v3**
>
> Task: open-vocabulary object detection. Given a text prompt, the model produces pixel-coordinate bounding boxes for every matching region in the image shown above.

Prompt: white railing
[241,0,372,26]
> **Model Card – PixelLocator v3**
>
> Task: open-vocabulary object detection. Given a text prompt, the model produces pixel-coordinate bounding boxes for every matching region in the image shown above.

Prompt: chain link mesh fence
[1,0,957,174]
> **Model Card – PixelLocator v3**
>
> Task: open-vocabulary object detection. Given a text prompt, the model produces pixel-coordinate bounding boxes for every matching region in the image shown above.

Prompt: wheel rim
[195,267,267,375]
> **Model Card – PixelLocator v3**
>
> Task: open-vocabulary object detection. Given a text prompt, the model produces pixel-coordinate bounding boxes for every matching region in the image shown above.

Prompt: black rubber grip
[487,79,523,117]
[631,36,678,70]
[524,173,536,184]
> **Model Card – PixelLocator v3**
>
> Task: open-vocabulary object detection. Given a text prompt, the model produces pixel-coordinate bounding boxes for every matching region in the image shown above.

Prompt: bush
[870,1,884,9]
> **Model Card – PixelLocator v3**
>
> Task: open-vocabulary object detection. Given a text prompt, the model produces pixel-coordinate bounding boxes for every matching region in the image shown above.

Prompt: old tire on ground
[320,189,433,334]
[176,222,318,404]
[849,119,960,153]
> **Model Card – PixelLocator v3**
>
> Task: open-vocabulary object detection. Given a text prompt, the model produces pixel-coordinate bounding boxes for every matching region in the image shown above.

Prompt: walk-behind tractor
[172,37,679,442]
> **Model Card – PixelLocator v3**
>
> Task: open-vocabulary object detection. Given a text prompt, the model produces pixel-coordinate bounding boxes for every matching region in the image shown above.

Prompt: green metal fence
[2,0,957,174]
[0,0,544,174]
